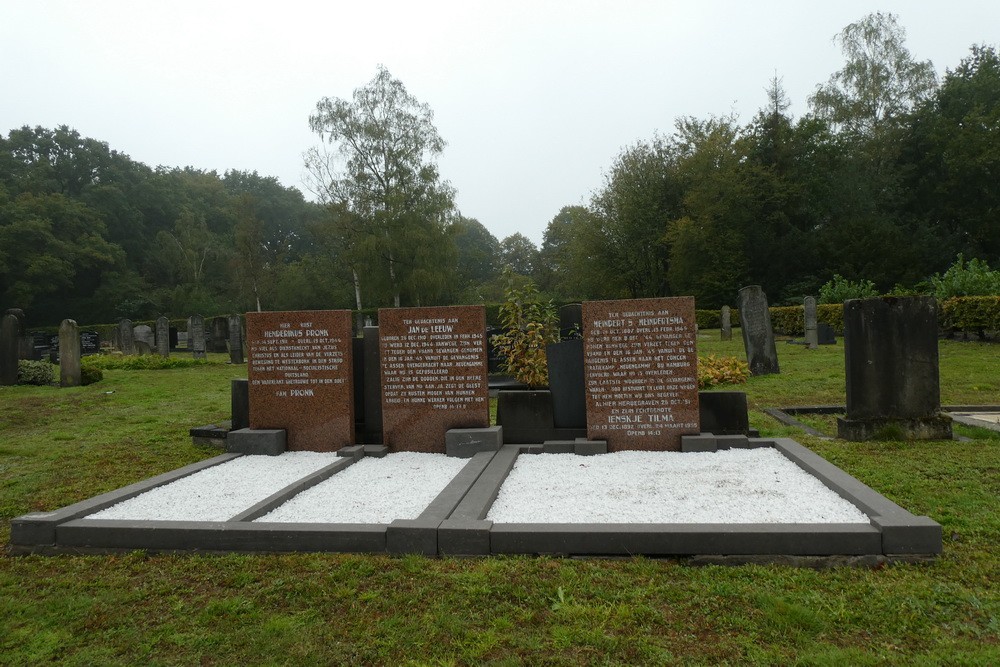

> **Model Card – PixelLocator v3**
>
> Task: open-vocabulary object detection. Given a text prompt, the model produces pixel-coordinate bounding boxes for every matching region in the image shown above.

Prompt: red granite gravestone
[246,310,354,452]
[379,305,489,452]
[583,297,700,451]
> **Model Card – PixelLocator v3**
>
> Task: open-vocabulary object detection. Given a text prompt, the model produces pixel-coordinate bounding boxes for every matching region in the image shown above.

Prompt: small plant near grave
[82,354,209,371]
[16,360,54,385]
[697,355,750,389]
[819,274,879,303]
[80,365,104,386]
[491,268,559,388]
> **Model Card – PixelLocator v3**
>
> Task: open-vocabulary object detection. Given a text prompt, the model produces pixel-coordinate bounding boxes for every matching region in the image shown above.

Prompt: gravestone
[559,303,583,339]
[720,305,732,341]
[228,315,243,364]
[5,309,31,359]
[231,379,249,431]
[583,297,700,451]
[546,338,585,428]
[817,322,837,345]
[190,315,206,359]
[59,319,81,387]
[737,285,779,375]
[246,310,354,451]
[133,324,155,350]
[169,327,179,350]
[118,319,135,355]
[155,316,170,357]
[379,305,489,452]
[80,331,100,356]
[0,314,18,385]
[362,325,383,443]
[211,316,229,353]
[804,296,818,349]
[837,297,952,441]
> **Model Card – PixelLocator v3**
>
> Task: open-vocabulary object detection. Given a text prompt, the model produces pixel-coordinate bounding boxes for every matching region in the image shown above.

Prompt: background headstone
[155,316,170,357]
[246,310,355,451]
[169,326,179,350]
[133,324,154,350]
[5,309,31,359]
[720,305,732,341]
[0,314,18,385]
[837,297,952,441]
[817,322,837,345]
[379,305,489,452]
[583,297,700,451]
[362,325,383,444]
[737,285,779,375]
[231,379,249,431]
[210,316,229,353]
[59,319,81,387]
[804,296,818,349]
[190,315,206,359]
[559,303,583,340]
[546,338,585,428]
[80,331,100,355]
[228,315,244,364]
[118,319,135,355]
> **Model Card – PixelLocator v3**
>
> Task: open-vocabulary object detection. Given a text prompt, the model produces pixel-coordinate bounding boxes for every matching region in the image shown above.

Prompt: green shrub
[940,296,1000,333]
[17,360,54,385]
[931,255,1000,299]
[698,355,750,389]
[80,365,104,386]
[490,269,559,388]
[769,306,804,336]
[82,354,209,371]
[819,274,879,303]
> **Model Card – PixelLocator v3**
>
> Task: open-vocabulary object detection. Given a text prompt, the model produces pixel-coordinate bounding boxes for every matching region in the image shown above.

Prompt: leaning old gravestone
[837,297,953,441]
[246,310,354,451]
[118,319,135,355]
[5,308,31,359]
[804,296,818,349]
[189,315,206,359]
[583,297,700,451]
[133,324,155,350]
[737,285,779,375]
[720,305,732,341]
[155,316,170,357]
[0,314,18,385]
[228,314,244,364]
[379,305,489,452]
[59,319,81,387]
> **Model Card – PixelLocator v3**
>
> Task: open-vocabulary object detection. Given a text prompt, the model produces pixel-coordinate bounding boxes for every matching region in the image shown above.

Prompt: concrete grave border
[10,437,941,562]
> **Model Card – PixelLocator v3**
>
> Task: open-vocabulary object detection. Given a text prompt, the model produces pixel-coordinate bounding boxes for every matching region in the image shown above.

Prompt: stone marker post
[837,297,952,441]
[118,319,135,355]
[228,314,243,364]
[59,319,81,387]
[804,296,818,349]
[155,317,170,357]
[720,305,732,341]
[190,315,206,359]
[737,285,779,375]
[0,314,18,385]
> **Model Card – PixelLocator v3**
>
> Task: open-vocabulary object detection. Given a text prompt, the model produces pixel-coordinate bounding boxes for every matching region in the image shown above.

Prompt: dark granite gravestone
[804,297,818,349]
[155,316,170,357]
[0,314,18,385]
[169,327,179,350]
[59,319,81,387]
[228,315,243,364]
[352,337,365,428]
[80,331,100,355]
[362,326,383,444]
[246,310,355,451]
[559,303,583,340]
[546,338,585,428]
[211,316,229,353]
[30,331,49,360]
[720,305,732,341]
[190,315,206,359]
[837,297,952,441]
[118,319,135,355]
[698,391,750,435]
[583,297,700,451]
[817,322,836,345]
[737,285,779,375]
[231,379,249,431]
[379,305,489,452]
[486,325,504,373]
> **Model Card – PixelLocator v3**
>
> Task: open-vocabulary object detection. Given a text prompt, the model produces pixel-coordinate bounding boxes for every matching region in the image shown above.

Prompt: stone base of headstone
[836,415,953,442]
[495,390,586,443]
[573,440,607,456]
[363,444,389,458]
[445,426,503,458]
[681,433,719,453]
[226,428,286,456]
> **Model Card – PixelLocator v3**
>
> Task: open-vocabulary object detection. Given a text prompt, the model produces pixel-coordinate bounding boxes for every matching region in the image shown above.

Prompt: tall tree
[305,66,456,308]
[499,232,540,277]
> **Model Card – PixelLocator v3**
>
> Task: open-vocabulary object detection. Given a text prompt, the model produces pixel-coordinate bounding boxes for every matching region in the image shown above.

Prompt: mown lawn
[1,342,998,665]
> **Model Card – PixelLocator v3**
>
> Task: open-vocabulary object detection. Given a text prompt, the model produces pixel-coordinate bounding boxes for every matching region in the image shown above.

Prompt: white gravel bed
[88,452,338,522]
[256,452,468,524]
[486,449,871,524]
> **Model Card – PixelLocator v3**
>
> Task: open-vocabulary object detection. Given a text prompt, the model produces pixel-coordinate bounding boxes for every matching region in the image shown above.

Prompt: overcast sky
[2,1,997,245]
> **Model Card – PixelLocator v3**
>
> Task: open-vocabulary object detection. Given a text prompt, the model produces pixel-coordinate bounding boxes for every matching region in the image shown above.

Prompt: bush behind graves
[82,354,210,371]
[491,269,559,388]
[939,296,1000,334]
[16,360,54,385]
[931,254,1000,299]
[818,274,879,303]
[697,355,750,389]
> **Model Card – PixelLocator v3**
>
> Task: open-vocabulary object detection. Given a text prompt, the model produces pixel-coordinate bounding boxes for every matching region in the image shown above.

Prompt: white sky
[2,1,997,246]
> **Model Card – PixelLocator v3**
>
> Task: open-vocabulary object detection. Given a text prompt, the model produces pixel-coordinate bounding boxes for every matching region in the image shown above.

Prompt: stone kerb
[737,285,780,375]
[246,310,355,451]
[379,305,489,453]
[59,319,82,387]
[582,297,700,451]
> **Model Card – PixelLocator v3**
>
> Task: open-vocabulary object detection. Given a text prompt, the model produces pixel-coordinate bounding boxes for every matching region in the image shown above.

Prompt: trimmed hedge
[940,296,1000,332]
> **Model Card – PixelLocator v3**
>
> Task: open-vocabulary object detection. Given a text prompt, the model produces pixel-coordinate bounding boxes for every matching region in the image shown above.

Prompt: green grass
[2,344,999,664]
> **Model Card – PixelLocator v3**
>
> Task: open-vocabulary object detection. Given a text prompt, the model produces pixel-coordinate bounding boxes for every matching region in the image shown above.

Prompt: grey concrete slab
[387,517,441,555]
[490,523,881,556]
[419,451,495,521]
[56,520,386,553]
[438,519,493,556]
[574,440,607,456]
[541,441,575,453]
[229,456,359,522]
[337,445,365,459]
[681,434,718,452]
[448,445,521,521]
[445,426,502,458]
[10,453,241,545]
[716,435,751,449]
[363,445,389,458]
[226,429,286,455]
